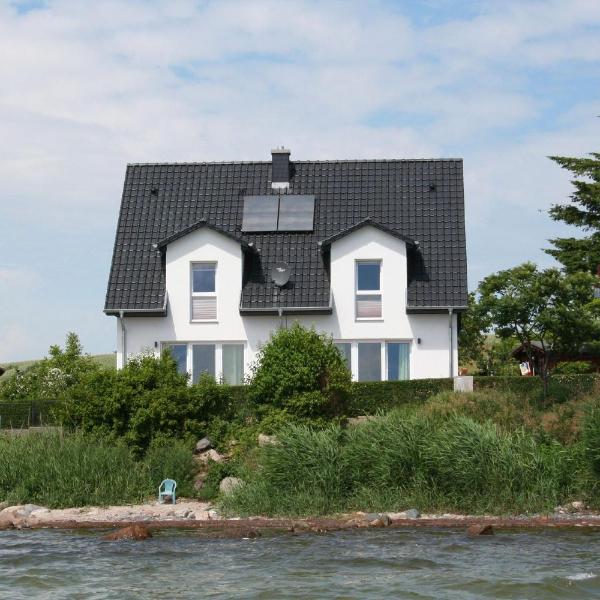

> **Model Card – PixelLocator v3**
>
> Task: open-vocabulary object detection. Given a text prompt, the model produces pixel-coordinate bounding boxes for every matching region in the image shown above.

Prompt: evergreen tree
[545,153,600,274]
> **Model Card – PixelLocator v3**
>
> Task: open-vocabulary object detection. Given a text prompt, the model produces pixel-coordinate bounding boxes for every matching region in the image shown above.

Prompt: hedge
[2,375,598,429]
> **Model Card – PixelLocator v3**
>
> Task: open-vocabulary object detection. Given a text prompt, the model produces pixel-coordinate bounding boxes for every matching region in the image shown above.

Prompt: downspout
[119,310,127,368]
[448,307,454,377]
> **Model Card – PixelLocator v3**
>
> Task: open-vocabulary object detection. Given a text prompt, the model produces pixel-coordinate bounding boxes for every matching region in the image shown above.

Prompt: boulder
[219,477,243,495]
[570,501,585,512]
[102,524,153,541]
[195,437,213,453]
[466,524,494,536]
[208,509,220,520]
[197,449,225,464]
[258,434,278,446]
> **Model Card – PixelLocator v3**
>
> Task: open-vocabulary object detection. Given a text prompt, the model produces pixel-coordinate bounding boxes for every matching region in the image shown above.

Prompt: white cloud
[0,0,599,359]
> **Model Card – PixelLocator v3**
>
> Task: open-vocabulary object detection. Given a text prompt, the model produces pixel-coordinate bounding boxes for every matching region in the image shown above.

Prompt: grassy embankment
[220,388,600,517]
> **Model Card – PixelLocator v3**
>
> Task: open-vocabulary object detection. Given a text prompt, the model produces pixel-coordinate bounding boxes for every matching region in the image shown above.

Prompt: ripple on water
[1,528,600,599]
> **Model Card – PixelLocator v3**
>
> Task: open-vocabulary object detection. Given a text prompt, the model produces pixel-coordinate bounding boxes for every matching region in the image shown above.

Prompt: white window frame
[355,259,383,321]
[335,339,412,381]
[160,341,245,384]
[190,261,218,322]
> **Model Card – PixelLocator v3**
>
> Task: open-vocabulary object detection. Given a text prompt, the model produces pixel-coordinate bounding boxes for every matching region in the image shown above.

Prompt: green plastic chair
[158,479,177,504]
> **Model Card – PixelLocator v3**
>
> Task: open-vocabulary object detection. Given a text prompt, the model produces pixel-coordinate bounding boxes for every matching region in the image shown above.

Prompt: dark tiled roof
[104,159,468,314]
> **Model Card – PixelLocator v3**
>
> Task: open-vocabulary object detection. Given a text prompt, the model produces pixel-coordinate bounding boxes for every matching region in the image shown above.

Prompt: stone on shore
[219,477,243,495]
[466,524,494,536]
[102,524,153,541]
[195,437,213,453]
[196,449,225,464]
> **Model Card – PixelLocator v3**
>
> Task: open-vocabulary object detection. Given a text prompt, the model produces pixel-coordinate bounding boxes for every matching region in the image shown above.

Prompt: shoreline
[3,502,600,535]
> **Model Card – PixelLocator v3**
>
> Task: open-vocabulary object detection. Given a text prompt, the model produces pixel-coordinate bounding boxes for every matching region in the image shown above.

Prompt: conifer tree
[545,153,600,274]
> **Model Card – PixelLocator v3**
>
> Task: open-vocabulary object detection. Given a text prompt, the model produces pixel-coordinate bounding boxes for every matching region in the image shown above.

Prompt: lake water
[1,527,599,599]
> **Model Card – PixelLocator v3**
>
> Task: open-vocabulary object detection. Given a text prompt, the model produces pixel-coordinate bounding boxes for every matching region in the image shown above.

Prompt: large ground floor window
[334,340,411,381]
[162,342,245,385]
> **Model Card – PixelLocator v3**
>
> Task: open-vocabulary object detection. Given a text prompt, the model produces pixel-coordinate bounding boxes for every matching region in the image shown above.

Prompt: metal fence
[0,401,58,429]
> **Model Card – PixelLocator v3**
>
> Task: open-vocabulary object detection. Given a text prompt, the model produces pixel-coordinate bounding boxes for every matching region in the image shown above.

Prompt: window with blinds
[356,260,382,319]
[191,262,217,321]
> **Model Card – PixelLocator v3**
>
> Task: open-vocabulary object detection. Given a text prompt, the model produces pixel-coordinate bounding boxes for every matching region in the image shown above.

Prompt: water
[1,527,600,599]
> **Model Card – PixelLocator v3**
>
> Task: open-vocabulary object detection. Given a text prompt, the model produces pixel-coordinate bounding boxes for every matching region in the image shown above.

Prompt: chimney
[271,147,290,190]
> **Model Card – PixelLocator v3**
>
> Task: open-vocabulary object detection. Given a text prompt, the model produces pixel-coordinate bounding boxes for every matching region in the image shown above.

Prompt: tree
[478,263,600,395]
[545,153,600,274]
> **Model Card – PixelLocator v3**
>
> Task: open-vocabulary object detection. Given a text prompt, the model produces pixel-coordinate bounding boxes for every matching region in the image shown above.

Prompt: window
[356,260,382,319]
[191,263,217,321]
[222,344,244,385]
[335,343,352,373]
[387,342,410,380]
[192,344,215,383]
[358,342,381,381]
[163,343,187,375]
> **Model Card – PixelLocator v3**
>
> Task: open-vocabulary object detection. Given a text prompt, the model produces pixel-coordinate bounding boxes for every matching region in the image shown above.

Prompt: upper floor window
[356,260,382,319]
[191,262,217,321]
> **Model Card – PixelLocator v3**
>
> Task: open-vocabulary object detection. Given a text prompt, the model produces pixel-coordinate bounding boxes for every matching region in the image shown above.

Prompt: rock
[570,501,585,512]
[466,524,494,536]
[219,477,243,495]
[193,478,205,490]
[258,433,278,446]
[290,521,311,533]
[208,509,220,520]
[197,449,225,464]
[102,524,153,541]
[195,437,213,453]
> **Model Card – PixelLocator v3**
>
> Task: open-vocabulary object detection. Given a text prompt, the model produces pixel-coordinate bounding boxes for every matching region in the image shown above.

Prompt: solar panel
[241,196,279,232]
[277,195,315,231]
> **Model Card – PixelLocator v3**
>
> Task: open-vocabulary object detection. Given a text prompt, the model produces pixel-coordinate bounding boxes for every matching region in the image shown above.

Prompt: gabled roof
[104,158,468,315]
[155,219,254,251]
[319,218,418,250]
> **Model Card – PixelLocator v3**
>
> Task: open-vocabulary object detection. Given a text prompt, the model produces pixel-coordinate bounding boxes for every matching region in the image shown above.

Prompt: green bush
[248,323,352,417]
[553,361,595,375]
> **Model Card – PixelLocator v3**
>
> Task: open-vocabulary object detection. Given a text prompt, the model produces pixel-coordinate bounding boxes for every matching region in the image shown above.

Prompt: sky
[1,0,600,362]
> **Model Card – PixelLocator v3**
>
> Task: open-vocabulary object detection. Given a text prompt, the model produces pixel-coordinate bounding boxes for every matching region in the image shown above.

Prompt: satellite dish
[271,262,291,287]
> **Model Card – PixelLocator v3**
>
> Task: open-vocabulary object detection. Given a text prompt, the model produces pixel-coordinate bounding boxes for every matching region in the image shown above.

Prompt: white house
[104,148,468,383]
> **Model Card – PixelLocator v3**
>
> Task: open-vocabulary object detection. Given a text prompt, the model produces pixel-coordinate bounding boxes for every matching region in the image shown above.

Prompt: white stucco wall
[115,225,459,379]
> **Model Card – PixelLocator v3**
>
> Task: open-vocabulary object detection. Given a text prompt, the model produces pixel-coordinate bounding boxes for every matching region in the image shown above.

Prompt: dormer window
[356,260,382,319]
[191,262,217,321]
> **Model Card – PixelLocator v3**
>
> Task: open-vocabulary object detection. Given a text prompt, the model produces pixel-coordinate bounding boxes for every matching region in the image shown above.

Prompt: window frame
[160,341,245,384]
[190,261,218,322]
[355,259,383,320]
[334,339,412,382]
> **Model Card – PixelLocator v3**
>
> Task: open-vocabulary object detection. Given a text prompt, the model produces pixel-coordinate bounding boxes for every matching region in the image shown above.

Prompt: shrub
[553,361,595,375]
[248,323,352,417]
[0,333,101,403]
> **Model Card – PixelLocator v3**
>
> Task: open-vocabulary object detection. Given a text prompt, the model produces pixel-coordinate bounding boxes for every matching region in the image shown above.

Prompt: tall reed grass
[222,410,585,517]
[0,431,196,508]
